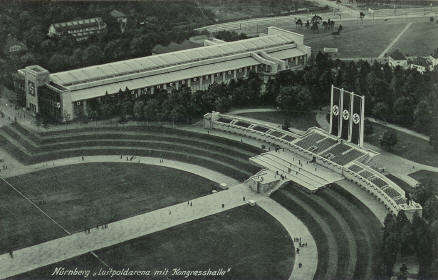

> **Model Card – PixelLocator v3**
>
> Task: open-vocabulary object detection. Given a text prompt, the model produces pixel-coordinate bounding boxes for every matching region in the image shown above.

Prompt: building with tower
[17,27,311,122]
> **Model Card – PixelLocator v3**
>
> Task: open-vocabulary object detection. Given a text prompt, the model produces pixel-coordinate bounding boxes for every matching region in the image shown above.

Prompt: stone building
[47,17,107,41]
[18,27,311,121]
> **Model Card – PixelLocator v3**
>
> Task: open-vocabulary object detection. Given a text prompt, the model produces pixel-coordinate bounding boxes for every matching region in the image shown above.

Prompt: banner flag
[341,89,351,140]
[351,94,363,145]
[330,86,341,137]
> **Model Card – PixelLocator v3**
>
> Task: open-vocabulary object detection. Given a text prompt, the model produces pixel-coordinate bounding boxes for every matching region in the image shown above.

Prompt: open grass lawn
[12,205,294,280]
[365,123,438,167]
[0,163,215,254]
[385,173,415,192]
[237,111,318,131]
[409,170,438,193]
[392,22,438,56]
[304,21,407,57]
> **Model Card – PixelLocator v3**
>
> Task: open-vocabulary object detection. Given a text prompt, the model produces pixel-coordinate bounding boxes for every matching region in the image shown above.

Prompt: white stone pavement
[0,155,239,187]
[258,198,318,280]
[0,156,318,280]
[0,183,260,279]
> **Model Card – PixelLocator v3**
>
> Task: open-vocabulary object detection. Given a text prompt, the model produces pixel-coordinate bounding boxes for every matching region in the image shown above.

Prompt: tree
[132,100,145,120]
[83,44,103,66]
[364,120,374,136]
[214,96,231,113]
[392,97,414,126]
[413,100,432,133]
[380,129,397,151]
[430,126,438,151]
[372,102,389,121]
[143,99,161,121]
[48,54,71,72]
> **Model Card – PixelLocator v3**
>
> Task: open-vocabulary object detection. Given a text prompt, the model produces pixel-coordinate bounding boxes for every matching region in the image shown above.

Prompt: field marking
[0,176,112,270]
[0,177,71,235]
[90,252,110,268]
[378,22,412,58]
[0,184,261,279]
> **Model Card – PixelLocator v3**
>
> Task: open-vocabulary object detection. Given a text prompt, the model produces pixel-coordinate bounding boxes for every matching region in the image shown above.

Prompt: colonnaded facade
[17,27,311,121]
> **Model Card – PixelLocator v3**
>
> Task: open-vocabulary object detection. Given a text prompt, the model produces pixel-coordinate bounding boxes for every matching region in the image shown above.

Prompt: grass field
[236,111,318,131]
[12,205,295,280]
[304,21,408,57]
[385,173,415,192]
[365,122,438,166]
[392,22,438,56]
[0,163,216,254]
[409,170,438,193]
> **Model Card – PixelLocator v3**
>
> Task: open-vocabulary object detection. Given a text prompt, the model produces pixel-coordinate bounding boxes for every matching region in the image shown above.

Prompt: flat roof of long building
[49,32,296,88]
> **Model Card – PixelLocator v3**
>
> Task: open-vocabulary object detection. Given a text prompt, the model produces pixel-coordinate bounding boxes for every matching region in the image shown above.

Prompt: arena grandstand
[204,111,422,218]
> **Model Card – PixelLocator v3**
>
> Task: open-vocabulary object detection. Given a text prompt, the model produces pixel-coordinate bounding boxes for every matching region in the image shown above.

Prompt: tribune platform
[250,149,344,193]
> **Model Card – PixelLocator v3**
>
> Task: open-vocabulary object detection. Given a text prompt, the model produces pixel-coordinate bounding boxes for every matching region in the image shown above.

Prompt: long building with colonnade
[17,27,311,121]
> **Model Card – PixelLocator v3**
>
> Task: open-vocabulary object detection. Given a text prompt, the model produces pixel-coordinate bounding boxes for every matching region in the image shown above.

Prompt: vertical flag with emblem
[341,89,351,140]
[329,86,341,137]
[351,94,363,145]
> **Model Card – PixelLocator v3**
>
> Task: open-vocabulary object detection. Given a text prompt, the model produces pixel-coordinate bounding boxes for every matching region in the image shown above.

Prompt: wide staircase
[0,123,262,182]
[271,183,382,280]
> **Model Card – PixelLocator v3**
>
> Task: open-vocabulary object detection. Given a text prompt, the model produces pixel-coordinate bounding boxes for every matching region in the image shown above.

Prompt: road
[196,5,437,35]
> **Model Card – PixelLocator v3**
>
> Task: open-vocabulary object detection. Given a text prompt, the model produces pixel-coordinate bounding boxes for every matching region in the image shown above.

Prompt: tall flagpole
[338,88,344,138]
[329,84,334,134]
[348,91,354,142]
[360,95,365,147]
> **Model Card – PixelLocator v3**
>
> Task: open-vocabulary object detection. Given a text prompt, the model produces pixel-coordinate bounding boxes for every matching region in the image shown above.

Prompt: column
[200,76,203,90]
[233,69,237,80]
[222,72,226,83]
[83,100,88,116]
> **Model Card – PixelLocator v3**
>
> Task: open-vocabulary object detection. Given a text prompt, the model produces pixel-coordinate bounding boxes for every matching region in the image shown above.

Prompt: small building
[110,10,128,33]
[388,55,408,69]
[47,17,107,41]
[388,54,438,74]
[407,56,437,73]
[3,34,27,56]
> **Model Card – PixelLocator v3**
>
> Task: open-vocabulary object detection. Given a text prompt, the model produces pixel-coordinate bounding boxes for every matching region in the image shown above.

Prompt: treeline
[266,52,438,139]
[0,0,215,83]
[73,72,262,124]
[214,30,248,42]
[378,179,438,280]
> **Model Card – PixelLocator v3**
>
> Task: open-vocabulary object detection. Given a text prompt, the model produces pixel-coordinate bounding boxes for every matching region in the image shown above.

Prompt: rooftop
[49,32,297,88]
[110,10,127,18]
[52,17,105,33]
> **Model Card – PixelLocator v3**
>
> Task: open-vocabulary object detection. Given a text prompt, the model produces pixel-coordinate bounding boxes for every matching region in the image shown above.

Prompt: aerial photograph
[0,0,437,279]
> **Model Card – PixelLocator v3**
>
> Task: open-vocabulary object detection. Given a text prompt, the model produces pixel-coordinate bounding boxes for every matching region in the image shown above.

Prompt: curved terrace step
[275,188,339,280]
[321,190,376,280]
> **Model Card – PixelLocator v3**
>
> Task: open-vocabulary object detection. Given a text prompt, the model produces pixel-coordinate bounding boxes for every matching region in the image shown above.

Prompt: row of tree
[78,72,262,123]
[378,178,438,280]
[0,1,215,84]
[265,52,438,139]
